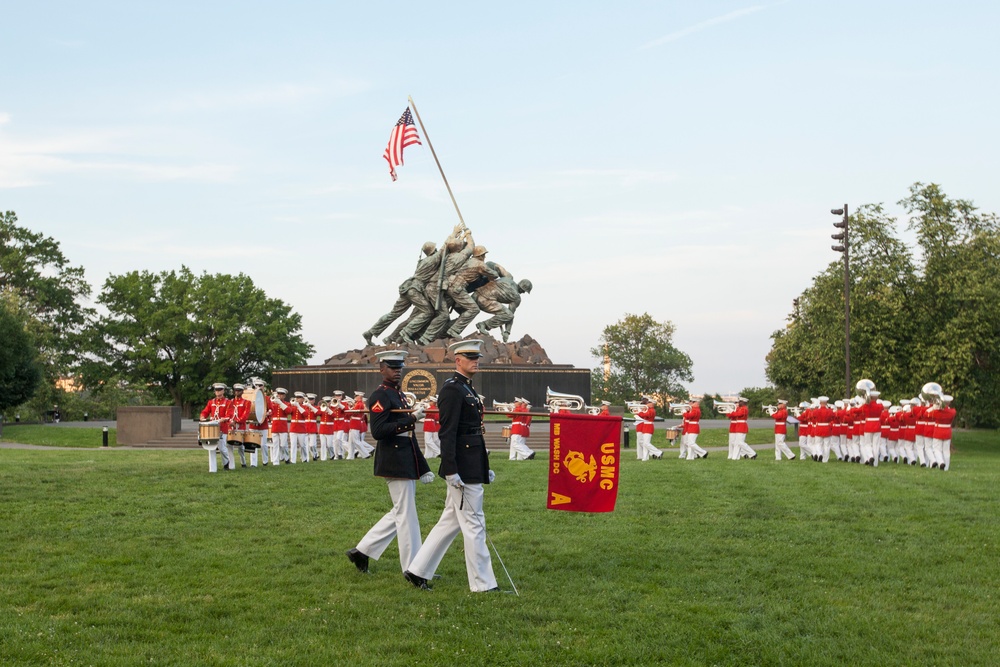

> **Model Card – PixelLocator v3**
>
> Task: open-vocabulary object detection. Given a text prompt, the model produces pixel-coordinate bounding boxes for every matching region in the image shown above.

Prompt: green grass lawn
[1,431,998,666]
[0,425,117,448]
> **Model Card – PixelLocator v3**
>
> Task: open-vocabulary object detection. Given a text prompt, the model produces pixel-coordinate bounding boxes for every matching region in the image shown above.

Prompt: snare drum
[199,421,221,443]
[665,428,680,441]
[227,430,244,445]
[242,430,263,450]
[501,426,512,439]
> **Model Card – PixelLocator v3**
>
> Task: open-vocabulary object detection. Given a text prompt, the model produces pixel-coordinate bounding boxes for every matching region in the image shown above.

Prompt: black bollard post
[102,427,109,447]
[83,412,89,422]
[623,425,630,449]
[15,414,20,423]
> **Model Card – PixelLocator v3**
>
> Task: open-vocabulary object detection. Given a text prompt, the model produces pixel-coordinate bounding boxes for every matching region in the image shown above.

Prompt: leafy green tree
[766,183,1000,427]
[737,386,779,418]
[0,211,93,380]
[80,267,314,416]
[0,301,43,425]
[590,313,693,404]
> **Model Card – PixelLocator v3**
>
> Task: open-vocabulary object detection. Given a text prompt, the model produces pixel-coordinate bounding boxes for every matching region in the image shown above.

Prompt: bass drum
[243,388,267,424]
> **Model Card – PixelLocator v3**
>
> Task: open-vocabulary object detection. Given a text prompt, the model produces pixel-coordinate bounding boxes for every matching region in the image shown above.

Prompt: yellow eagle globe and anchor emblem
[563,450,597,483]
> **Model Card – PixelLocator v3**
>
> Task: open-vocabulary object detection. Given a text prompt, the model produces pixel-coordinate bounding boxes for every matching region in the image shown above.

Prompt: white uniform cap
[601,400,611,406]
[869,390,881,397]
[294,391,305,398]
[777,399,788,404]
[233,383,245,391]
[738,396,748,403]
[212,383,227,390]
[899,398,910,405]
[881,399,891,408]
[449,339,484,357]
[321,396,332,402]
[375,350,408,367]
[835,400,844,408]
[889,406,901,414]
[275,387,287,394]
[515,396,528,404]
[354,391,364,397]
[818,396,829,402]
[306,393,317,400]
[427,395,438,402]
[333,390,344,396]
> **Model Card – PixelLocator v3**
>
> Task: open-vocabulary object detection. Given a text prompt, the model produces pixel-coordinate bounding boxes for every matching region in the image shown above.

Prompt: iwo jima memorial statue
[271,223,590,404]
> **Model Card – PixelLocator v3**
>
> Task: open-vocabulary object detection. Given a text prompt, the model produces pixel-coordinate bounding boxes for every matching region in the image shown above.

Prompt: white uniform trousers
[915,434,929,466]
[333,430,347,458]
[509,433,533,460]
[216,434,231,468]
[859,432,875,464]
[685,434,707,459]
[797,435,811,460]
[407,483,498,592]
[636,432,661,461]
[818,436,831,462]
[424,431,441,458]
[886,438,898,462]
[677,435,687,459]
[935,438,951,470]
[254,432,269,465]
[356,479,422,573]
[320,434,333,460]
[736,434,755,459]
[728,433,739,460]
[775,433,795,460]
[272,431,289,463]
[307,433,318,460]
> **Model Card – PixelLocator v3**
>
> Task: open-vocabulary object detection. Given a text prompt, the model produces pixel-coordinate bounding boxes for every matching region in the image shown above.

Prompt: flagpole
[407,95,465,227]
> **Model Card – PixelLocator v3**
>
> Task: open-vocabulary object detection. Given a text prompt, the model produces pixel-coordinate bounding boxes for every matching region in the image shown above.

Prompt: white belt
[866,417,880,422]
[818,422,830,426]
[732,419,746,423]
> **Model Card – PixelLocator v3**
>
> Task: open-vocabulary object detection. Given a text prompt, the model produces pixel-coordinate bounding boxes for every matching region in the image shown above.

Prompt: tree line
[1,211,312,422]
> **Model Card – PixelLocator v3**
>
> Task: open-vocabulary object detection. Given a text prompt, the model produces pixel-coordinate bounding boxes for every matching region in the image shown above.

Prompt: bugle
[713,400,737,414]
[668,402,687,416]
[762,404,779,416]
[492,400,515,413]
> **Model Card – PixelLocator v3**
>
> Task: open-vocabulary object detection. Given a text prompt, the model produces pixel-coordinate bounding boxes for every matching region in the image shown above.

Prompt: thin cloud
[640,4,774,49]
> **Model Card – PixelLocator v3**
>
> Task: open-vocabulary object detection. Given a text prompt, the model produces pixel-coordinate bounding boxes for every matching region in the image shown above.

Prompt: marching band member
[795,402,811,460]
[422,395,441,458]
[813,396,834,462]
[200,383,234,470]
[349,391,373,459]
[912,395,929,467]
[860,391,882,466]
[250,378,271,466]
[683,398,707,460]
[848,397,864,463]
[773,399,795,460]
[598,400,611,416]
[229,383,251,468]
[330,391,348,459]
[318,396,336,460]
[634,397,663,461]
[832,400,846,461]
[887,405,902,463]
[931,395,956,470]
[879,399,893,463]
[509,397,534,461]
[304,393,320,461]
[270,388,292,464]
[729,397,755,460]
[898,399,917,465]
[289,391,308,463]
[347,350,433,576]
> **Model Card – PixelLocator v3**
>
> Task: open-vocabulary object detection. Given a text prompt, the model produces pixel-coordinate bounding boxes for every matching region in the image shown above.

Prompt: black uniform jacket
[437,373,490,484]
[369,382,431,480]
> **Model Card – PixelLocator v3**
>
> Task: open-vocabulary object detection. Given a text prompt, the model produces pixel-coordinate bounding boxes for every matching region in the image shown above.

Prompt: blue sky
[2,1,998,394]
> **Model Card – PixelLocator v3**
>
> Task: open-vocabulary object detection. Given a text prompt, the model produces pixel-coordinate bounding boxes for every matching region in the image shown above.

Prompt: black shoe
[921,463,927,468]
[652,453,663,459]
[931,462,938,468]
[702,452,709,458]
[751,454,757,460]
[241,464,247,468]
[484,587,501,592]
[313,456,319,461]
[346,548,369,573]
[527,452,536,460]
[403,570,430,590]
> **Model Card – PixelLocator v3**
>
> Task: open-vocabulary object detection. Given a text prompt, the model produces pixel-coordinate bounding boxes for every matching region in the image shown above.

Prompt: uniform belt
[866,417,880,421]
[818,422,830,426]
[458,427,485,436]
[732,419,746,423]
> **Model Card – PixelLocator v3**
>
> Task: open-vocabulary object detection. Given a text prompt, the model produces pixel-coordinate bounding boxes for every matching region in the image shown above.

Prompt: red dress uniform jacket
[304,403,318,434]
[349,399,366,431]
[899,409,916,442]
[510,403,532,437]
[862,400,882,434]
[318,407,335,435]
[911,404,927,438]
[799,408,812,438]
[888,411,900,442]
[200,398,234,435]
[270,398,291,434]
[635,406,656,435]
[330,402,348,433]
[772,407,787,435]
[728,405,748,434]
[230,397,252,431]
[251,396,271,432]
[880,408,891,439]
[812,405,834,438]
[683,405,702,435]
[599,405,610,416]
[289,401,307,434]
[932,406,956,440]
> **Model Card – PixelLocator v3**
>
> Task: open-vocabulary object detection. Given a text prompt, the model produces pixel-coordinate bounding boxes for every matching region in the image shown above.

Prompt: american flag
[383,108,422,181]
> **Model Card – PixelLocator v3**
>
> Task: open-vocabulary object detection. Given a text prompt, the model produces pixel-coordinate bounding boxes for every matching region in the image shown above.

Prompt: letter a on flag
[547,413,622,512]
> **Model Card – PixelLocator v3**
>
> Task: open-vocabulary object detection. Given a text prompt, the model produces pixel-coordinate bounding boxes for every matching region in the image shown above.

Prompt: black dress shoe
[403,570,431,590]
[527,452,536,460]
[241,464,247,468]
[346,548,369,573]
[702,452,710,458]
[484,587,501,593]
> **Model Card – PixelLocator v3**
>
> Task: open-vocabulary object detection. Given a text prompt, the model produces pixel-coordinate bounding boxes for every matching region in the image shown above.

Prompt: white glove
[446,474,464,488]
[488,469,496,483]
[420,471,435,484]
[411,407,426,421]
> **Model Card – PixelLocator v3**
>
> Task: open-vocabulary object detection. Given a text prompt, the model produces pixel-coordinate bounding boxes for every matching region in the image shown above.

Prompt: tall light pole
[831,205,850,399]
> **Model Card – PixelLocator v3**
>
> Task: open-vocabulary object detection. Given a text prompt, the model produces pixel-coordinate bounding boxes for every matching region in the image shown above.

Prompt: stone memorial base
[272,334,591,407]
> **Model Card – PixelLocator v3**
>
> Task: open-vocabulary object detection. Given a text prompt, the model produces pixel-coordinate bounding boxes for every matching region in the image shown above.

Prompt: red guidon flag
[548,413,622,513]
